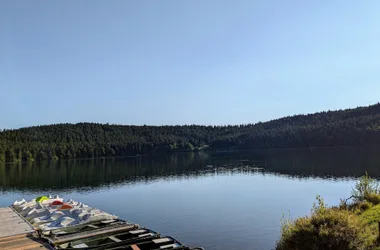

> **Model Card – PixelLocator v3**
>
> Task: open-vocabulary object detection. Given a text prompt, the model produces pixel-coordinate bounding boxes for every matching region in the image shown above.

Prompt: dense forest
[1,103,380,162]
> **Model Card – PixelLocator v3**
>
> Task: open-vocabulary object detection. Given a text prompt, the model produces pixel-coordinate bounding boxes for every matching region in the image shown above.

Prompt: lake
[1,147,380,249]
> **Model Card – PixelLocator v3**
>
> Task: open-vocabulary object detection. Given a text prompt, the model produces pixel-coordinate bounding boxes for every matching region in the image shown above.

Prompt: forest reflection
[1,147,379,192]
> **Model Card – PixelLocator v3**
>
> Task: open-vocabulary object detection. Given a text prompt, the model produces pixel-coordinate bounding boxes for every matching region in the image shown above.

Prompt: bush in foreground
[352,172,380,204]
[276,196,375,250]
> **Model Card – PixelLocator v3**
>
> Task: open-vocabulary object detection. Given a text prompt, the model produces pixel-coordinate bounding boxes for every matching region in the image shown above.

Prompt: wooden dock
[0,207,50,249]
[1,197,204,250]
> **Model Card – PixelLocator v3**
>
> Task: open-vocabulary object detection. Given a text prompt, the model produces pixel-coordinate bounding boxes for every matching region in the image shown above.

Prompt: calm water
[1,147,380,249]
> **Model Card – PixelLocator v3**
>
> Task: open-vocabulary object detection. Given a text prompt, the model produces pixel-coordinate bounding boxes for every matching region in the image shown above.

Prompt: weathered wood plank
[0,234,50,250]
[0,227,35,237]
[0,234,28,244]
[50,223,137,244]
[0,207,12,212]
[0,214,20,221]
[0,207,34,238]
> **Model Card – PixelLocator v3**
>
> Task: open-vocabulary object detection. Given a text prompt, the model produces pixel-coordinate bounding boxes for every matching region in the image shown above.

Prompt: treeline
[1,103,380,162]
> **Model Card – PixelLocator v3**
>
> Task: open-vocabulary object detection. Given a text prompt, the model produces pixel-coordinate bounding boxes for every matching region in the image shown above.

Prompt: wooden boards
[0,207,50,249]
[0,207,34,238]
[0,234,51,250]
[49,223,137,245]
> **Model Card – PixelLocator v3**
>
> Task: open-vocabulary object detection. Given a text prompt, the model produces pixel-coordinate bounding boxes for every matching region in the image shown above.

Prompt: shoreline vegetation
[1,103,380,163]
[276,173,380,250]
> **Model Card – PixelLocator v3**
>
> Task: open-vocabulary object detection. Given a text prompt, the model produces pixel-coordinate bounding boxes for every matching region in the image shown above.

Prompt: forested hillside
[1,103,380,162]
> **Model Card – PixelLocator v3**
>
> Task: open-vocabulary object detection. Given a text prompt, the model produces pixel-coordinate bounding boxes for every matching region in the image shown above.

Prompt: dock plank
[50,223,137,244]
[0,206,50,249]
[0,234,51,250]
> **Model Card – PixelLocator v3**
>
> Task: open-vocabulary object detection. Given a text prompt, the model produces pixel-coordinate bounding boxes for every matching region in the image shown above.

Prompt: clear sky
[1,1,379,128]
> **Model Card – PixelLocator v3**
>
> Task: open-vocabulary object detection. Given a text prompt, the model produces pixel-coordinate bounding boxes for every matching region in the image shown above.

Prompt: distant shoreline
[2,144,379,165]
[1,103,380,163]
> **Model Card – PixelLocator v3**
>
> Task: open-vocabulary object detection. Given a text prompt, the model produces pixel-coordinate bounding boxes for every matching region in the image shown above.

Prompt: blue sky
[1,1,379,128]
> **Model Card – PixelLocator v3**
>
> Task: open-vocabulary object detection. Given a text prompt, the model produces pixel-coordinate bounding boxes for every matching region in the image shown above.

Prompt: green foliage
[0,148,5,162]
[186,143,194,151]
[5,148,16,162]
[276,196,375,250]
[352,172,380,203]
[366,193,380,205]
[359,204,380,225]
[278,175,380,250]
[22,151,34,162]
[1,103,380,162]
[37,150,48,161]
[356,201,374,212]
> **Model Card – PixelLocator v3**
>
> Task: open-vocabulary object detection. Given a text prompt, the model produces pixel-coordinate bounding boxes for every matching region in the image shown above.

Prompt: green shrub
[359,204,380,225]
[352,172,380,204]
[366,193,380,205]
[276,196,374,250]
[357,201,374,212]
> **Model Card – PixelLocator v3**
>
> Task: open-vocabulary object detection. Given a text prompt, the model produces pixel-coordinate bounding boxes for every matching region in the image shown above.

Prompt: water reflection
[1,147,379,192]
